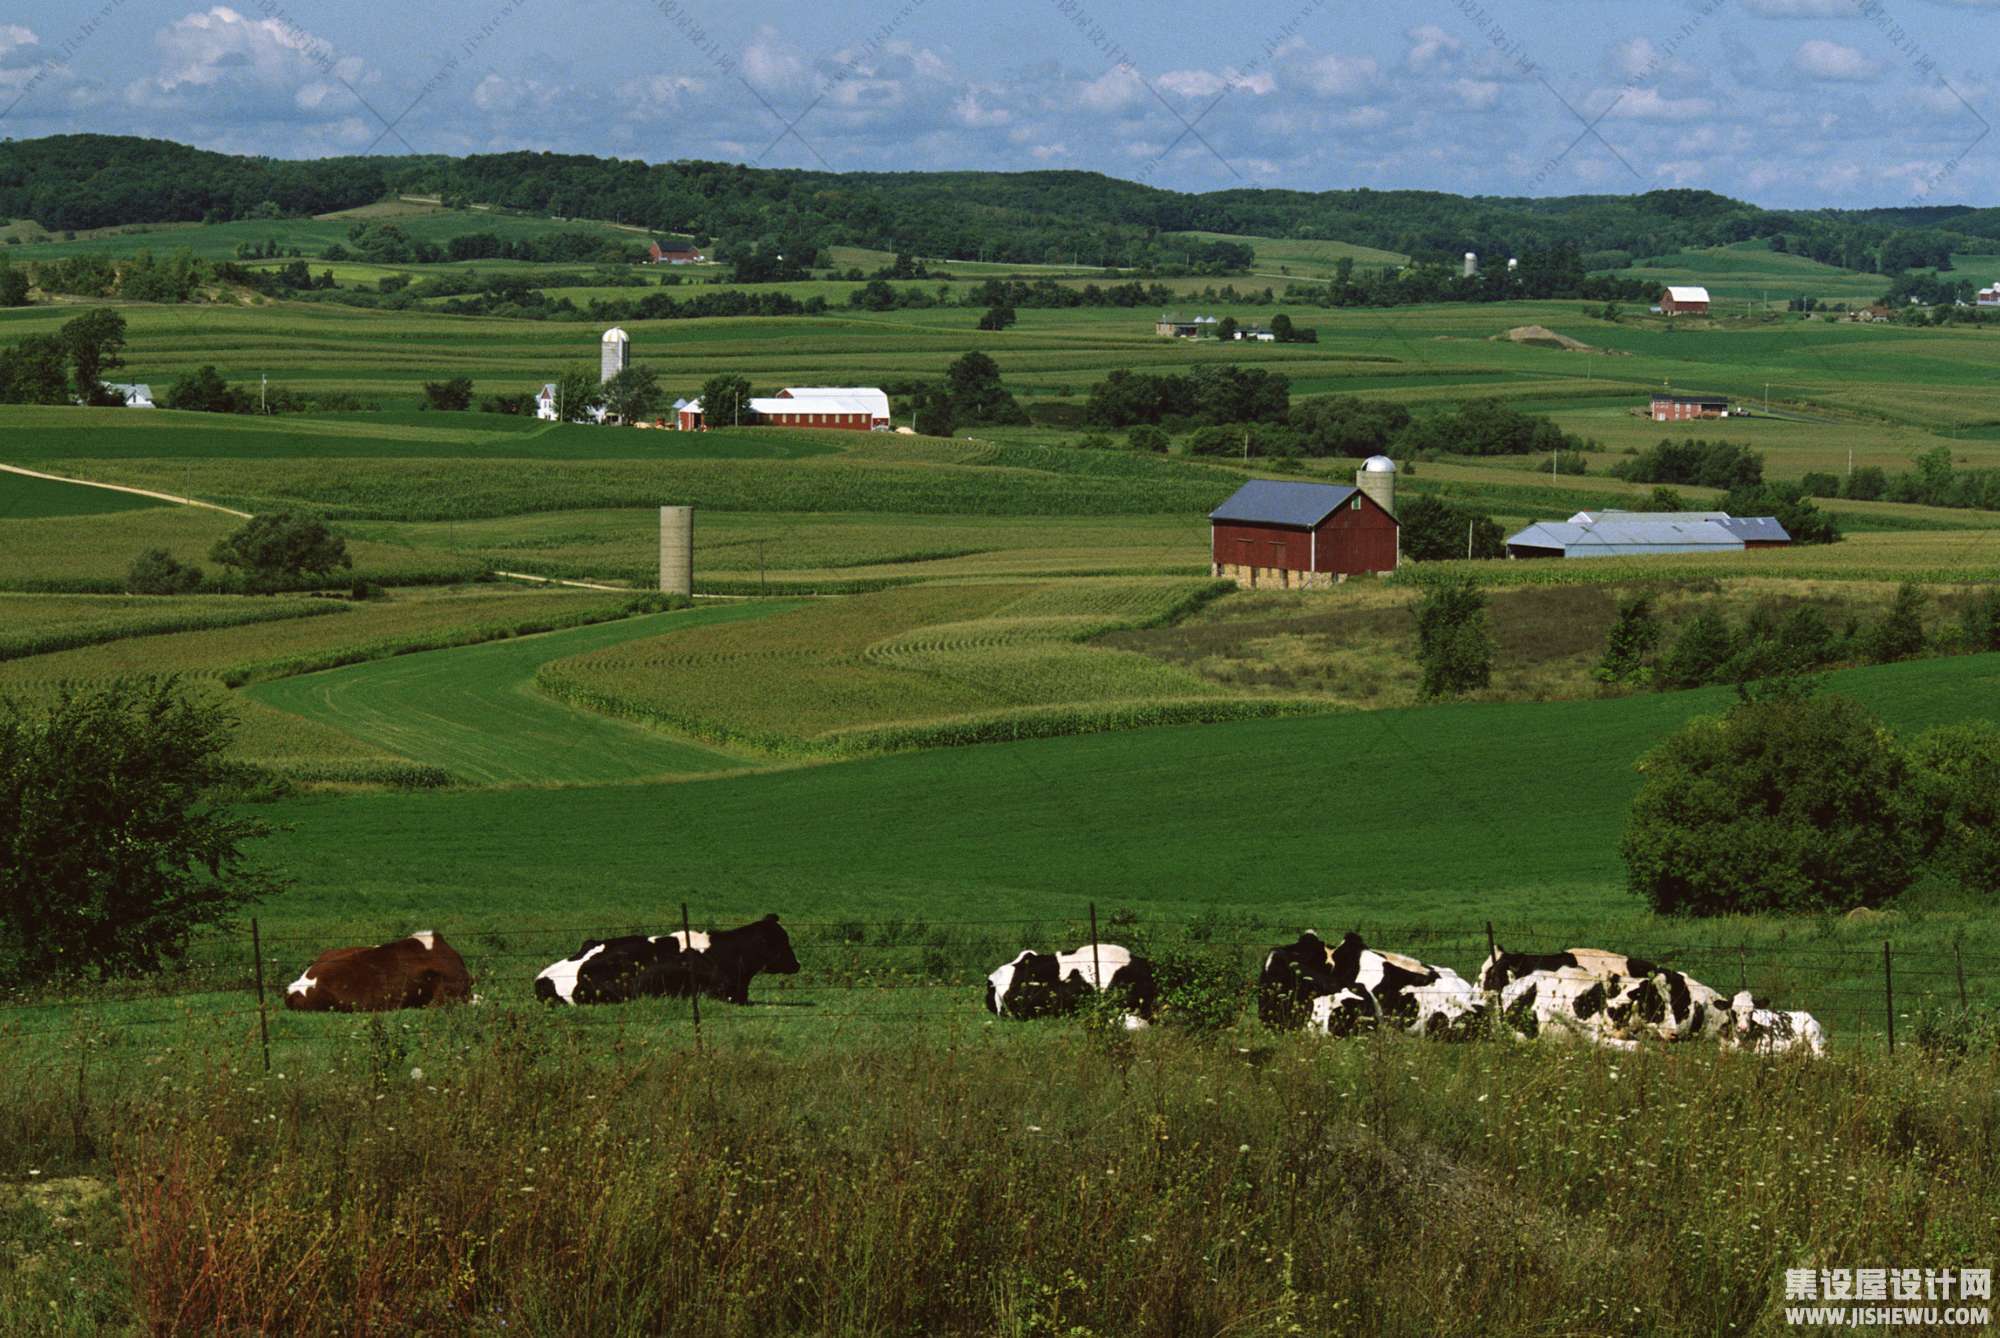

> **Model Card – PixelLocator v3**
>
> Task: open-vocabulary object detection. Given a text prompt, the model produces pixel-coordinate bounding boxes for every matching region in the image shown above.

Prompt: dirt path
[0,462,253,518]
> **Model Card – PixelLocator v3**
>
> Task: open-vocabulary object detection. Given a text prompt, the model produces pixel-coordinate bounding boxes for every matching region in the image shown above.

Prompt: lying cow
[1725,992,1827,1057]
[286,931,472,1013]
[1477,942,1659,994]
[1262,932,1483,1039]
[986,943,1157,1027]
[535,915,798,1006]
[1497,966,1641,1050]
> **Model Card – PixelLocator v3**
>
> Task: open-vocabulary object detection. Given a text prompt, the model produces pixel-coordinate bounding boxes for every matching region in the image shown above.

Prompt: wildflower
[410,1067,425,1082]
[1238,1144,1250,1154]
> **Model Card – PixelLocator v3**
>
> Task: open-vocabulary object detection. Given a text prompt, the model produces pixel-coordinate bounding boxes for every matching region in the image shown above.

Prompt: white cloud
[1604,87,1716,121]
[0,23,36,57]
[953,91,1010,128]
[1791,40,1881,82]
[1451,79,1502,110]
[128,6,364,119]
[740,29,808,93]
[1029,142,1068,161]
[1406,24,1461,72]
[1078,63,1145,112]
[1156,68,1275,99]
[1287,50,1380,100]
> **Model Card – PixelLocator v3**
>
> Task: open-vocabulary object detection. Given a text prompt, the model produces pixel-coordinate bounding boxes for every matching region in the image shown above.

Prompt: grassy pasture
[0,205,642,262]
[0,469,164,518]
[1611,239,1892,308]
[246,603,783,785]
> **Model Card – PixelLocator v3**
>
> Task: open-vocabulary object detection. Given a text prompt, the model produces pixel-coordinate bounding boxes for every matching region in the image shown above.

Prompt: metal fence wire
[2,910,1990,1062]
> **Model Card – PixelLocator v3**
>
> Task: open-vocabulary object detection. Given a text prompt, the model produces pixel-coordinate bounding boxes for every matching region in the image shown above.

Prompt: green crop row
[0,594,347,663]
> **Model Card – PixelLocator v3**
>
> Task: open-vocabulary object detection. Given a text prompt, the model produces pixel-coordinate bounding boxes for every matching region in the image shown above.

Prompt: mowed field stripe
[245,601,794,785]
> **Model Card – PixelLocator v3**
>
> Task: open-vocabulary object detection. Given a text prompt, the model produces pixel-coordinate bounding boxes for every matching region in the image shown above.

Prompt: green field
[0,469,165,518]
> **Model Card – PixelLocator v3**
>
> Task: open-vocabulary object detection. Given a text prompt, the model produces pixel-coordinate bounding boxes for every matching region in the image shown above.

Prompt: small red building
[649,241,705,264]
[1650,392,1730,421]
[1208,480,1398,588]
[1660,285,1711,315]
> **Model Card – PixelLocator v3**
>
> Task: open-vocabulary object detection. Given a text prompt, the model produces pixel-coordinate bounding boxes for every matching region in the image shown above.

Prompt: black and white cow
[1497,966,1643,1050]
[985,943,1157,1027]
[535,914,799,1006]
[1724,991,1827,1057]
[1261,932,1484,1039]
[1477,943,1660,994]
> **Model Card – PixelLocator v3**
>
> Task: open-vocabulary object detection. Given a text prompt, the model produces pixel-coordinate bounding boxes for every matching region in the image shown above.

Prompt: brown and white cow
[285,931,473,1012]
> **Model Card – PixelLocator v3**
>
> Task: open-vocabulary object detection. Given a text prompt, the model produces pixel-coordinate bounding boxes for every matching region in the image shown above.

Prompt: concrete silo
[1356,455,1396,517]
[659,506,693,596]
[1463,252,1478,278]
[601,327,630,383]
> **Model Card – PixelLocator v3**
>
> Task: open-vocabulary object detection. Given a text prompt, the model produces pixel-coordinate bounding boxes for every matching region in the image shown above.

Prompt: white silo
[659,505,693,595]
[1356,455,1396,517]
[1463,251,1478,278]
[1507,258,1519,273]
[600,327,630,383]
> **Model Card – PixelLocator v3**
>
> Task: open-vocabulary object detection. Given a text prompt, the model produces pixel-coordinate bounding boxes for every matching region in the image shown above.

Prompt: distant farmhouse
[648,241,706,264]
[103,382,154,409]
[678,387,891,432]
[1231,325,1277,343]
[1155,314,1218,338]
[1506,510,1790,560]
[1650,391,1731,422]
[1977,282,2000,308]
[1207,463,1400,589]
[1659,285,1711,316]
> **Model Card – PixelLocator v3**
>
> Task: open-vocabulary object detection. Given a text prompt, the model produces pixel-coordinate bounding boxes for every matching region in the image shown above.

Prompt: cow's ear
[763,913,780,924]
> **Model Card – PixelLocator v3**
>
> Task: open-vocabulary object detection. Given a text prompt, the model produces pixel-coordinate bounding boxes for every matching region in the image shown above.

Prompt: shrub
[620,591,694,615]
[1398,494,1505,562]
[1611,438,1762,489]
[1865,582,1928,663]
[0,679,279,983]
[1126,425,1169,454]
[1621,689,1917,915]
[1906,722,2000,895]
[1800,471,1840,499]
[1147,943,1248,1033]
[1595,593,1660,685]
[1721,481,1840,546]
[209,512,352,593]
[1411,575,1492,698]
[420,376,474,412]
[1656,608,1737,689]
[1960,587,2000,653]
[126,548,204,596]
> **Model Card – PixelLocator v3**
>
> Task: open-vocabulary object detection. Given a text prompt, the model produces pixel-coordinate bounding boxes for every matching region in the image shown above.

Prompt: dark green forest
[3,134,1995,272]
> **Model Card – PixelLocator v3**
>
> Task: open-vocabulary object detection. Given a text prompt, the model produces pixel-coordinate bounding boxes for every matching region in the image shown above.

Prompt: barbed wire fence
[3,907,1994,1064]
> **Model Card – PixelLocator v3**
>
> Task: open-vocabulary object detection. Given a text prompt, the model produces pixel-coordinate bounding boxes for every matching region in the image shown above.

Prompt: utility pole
[1765,383,1770,415]
[260,372,267,415]
[1466,519,1474,560]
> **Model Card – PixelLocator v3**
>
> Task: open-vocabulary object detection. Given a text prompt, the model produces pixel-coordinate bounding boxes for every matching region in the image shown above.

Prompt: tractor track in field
[0,463,253,517]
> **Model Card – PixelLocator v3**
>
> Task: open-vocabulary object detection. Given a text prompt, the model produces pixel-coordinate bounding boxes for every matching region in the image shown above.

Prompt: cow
[1497,966,1641,1050]
[985,943,1156,1028]
[1273,932,1485,1039]
[285,931,472,1013]
[535,915,798,1006]
[1724,991,1827,1057]
[1607,967,1733,1044]
[1477,943,1659,994]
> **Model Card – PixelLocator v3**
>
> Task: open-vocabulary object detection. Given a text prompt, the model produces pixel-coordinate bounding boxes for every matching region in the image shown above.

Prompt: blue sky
[0,0,1992,207]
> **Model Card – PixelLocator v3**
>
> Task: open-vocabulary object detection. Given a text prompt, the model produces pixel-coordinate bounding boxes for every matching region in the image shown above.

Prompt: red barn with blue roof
[1209,480,1399,588]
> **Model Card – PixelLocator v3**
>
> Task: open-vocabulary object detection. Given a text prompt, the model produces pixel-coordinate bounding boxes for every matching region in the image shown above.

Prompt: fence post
[1089,903,1102,991]
[1955,939,1969,1011]
[1484,920,1497,966]
[683,902,702,1055]
[1883,939,1895,1057]
[250,918,272,1074]
[1737,943,1748,995]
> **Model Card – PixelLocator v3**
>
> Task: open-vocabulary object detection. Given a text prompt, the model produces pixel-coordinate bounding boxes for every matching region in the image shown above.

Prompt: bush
[421,376,474,412]
[1411,575,1492,698]
[126,548,204,595]
[1595,593,1659,685]
[1398,494,1505,562]
[1126,425,1169,454]
[1865,582,1928,663]
[620,591,694,615]
[1842,466,1887,501]
[1960,587,2000,653]
[209,512,352,593]
[1906,722,2000,895]
[1146,943,1248,1032]
[0,679,278,983]
[1621,690,1917,915]
[1656,608,1736,689]
[1800,471,1840,499]
[1611,438,1763,489]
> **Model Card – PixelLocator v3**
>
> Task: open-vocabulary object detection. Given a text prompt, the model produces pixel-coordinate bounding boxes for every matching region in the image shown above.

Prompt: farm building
[1156,314,1217,338]
[676,386,890,432]
[1507,513,1789,559]
[600,328,630,383]
[103,382,154,408]
[648,241,705,264]
[1978,283,2000,308]
[1660,285,1711,315]
[1208,472,1399,588]
[533,382,608,424]
[1650,391,1730,421]
[1231,325,1277,343]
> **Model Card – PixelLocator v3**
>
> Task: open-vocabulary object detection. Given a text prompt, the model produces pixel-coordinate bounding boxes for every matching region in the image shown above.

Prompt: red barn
[1660,285,1711,315]
[649,241,705,264]
[1650,391,1730,421]
[1209,480,1398,588]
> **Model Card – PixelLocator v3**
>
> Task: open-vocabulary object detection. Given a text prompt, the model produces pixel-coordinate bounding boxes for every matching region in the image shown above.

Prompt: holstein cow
[1725,991,1827,1057]
[535,915,798,1006]
[1497,966,1640,1050]
[1265,932,1484,1039]
[1477,943,1659,994]
[285,931,472,1013]
[986,943,1157,1028]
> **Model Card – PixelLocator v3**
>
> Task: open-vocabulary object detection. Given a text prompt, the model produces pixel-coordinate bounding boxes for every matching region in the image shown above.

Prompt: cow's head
[750,913,801,974]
